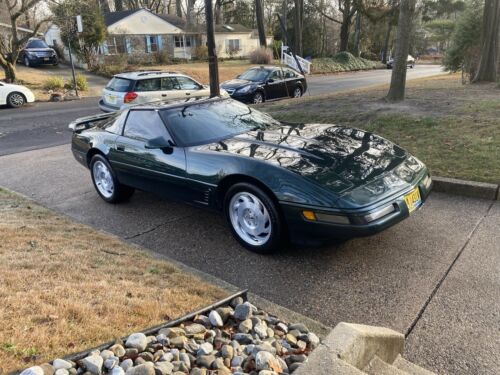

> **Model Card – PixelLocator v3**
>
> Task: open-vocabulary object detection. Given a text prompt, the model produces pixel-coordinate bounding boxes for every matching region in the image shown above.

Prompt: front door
[110,109,188,200]
[134,78,162,104]
[175,76,210,99]
[264,69,287,99]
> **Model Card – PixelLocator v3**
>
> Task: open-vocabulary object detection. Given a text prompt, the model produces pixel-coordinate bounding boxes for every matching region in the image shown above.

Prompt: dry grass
[263,73,500,184]
[0,188,226,372]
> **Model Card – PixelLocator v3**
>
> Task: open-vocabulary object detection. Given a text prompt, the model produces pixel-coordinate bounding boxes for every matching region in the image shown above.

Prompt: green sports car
[69,97,432,253]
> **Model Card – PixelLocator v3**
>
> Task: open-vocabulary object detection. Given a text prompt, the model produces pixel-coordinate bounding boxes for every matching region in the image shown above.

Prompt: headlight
[237,85,253,93]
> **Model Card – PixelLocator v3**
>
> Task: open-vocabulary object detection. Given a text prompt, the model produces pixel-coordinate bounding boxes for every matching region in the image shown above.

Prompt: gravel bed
[20,297,319,375]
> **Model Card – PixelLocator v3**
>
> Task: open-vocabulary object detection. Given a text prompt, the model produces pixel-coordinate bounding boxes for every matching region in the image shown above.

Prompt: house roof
[214,24,252,33]
[103,9,138,27]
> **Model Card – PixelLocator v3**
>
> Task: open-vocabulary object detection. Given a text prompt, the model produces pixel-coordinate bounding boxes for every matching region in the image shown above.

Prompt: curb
[432,176,499,200]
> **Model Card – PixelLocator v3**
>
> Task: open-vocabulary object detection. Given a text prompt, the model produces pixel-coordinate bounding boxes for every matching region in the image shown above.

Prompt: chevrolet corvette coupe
[70,97,432,253]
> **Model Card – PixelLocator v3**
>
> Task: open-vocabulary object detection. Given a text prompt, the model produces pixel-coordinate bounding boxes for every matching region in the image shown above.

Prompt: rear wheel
[90,154,134,203]
[224,183,285,254]
[292,86,302,98]
[7,92,26,108]
[24,56,30,67]
[252,91,264,104]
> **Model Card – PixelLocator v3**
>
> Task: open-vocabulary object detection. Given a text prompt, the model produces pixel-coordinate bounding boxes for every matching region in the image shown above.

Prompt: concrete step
[363,355,409,375]
[392,354,436,375]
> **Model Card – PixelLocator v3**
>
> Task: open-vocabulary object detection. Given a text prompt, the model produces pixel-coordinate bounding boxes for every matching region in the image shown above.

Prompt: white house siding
[213,33,274,58]
[108,9,183,35]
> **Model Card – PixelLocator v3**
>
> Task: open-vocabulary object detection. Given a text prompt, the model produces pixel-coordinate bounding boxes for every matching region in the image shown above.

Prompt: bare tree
[473,0,499,82]
[0,0,49,82]
[386,0,416,102]
[294,0,303,55]
[255,0,266,47]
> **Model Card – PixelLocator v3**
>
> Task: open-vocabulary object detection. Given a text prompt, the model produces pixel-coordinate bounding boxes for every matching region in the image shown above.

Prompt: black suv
[221,66,307,104]
[18,38,58,67]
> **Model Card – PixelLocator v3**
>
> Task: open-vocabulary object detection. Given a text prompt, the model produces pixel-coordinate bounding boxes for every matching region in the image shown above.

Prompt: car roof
[126,96,226,111]
[113,71,190,80]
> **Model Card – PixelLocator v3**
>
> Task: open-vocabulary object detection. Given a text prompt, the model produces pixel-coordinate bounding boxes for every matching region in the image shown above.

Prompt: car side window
[123,110,171,142]
[284,69,296,79]
[135,78,161,92]
[162,77,181,90]
[176,76,201,90]
[105,110,128,134]
[269,70,282,81]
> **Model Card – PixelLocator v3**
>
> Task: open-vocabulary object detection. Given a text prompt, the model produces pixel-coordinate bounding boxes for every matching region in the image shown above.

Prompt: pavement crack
[404,199,496,338]
[124,214,195,239]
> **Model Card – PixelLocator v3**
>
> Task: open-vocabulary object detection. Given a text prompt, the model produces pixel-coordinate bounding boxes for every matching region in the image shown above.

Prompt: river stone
[109,368,125,375]
[179,352,191,368]
[195,354,215,368]
[104,357,119,370]
[231,355,244,367]
[289,323,309,333]
[233,304,252,321]
[253,343,276,356]
[239,319,253,333]
[285,333,297,346]
[20,367,45,375]
[158,327,185,338]
[290,354,307,363]
[208,310,223,327]
[170,336,188,348]
[258,371,277,375]
[125,363,155,375]
[193,315,211,327]
[153,361,174,375]
[99,350,114,361]
[230,296,244,308]
[185,323,206,335]
[275,323,288,333]
[109,344,126,358]
[121,359,134,371]
[188,369,206,375]
[234,333,253,345]
[53,360,73,370]
[197,342,213,356]
[138,352,154,362]
[81,354,103,375]
[289,362,302,372]
[211,358,226,370]
[125,333,148,352]
[307,332,320,348]
[216,306,233,323]
[254,321,268,339]
[255,351,282,372]
[40,363,55,375]
[221,344,234,359]
[54,369,69,375]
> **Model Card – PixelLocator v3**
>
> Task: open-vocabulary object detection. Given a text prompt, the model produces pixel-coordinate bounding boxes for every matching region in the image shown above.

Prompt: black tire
[292,86,302,98]
[6,92,26,108]
[252,91,264,104]
[90,154,135,203]
[24,56,30,67]
[224,182,286,254]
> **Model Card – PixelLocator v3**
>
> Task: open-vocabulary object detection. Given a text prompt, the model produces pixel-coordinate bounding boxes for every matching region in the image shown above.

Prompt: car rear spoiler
[68,112,113,133]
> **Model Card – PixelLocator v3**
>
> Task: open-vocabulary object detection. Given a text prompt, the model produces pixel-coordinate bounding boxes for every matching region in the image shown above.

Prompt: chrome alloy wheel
[9,93,25,107]
[253,92,263,104]
[229,192,271,246]
[93,160,114,199]
[293,87,302,98]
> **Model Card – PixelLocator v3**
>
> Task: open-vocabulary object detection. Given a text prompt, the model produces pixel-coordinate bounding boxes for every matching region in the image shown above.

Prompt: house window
[105,37,127,55]
[174,36,191,48]
[145,35,159,53]
[225,39,241,53]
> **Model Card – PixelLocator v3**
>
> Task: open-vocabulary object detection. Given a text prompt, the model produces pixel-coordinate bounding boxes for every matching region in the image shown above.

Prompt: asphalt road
[0,145,498,375]
[0,65,443,156]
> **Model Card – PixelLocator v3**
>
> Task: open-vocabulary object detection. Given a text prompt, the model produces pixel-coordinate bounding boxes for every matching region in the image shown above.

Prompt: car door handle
[116,145,125,151]
[185,92,191,96]
[162,94,167,97]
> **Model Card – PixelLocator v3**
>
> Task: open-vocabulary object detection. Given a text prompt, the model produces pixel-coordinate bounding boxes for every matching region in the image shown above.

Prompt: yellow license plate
[404,187,422,213]
[106,95,117,104]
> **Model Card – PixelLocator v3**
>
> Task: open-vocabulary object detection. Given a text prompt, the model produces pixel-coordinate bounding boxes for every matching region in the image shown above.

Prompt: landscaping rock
[54,369,69,375]
[153,361,174,375]
[255,351,282,372]
[81,354,103,375]
[125,363,155,375]
[120,359,133,372]
[53,360,73,370]
[40,363,55,375]
[126,333,148,352]
[208,310,223,327]
[110,344,126,358]
[21,367,45,375]
[234,303,252,321]
[184,323,206,335]
[109,367,125,375]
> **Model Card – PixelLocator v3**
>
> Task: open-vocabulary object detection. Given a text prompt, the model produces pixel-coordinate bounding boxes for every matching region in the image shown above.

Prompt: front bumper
[223,90,255,103]
[281,175,432,243]
[27,55,58,65]
[98,98,121,113]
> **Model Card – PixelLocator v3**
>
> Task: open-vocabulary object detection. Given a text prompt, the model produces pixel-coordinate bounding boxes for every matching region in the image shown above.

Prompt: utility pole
[205,0,220,97]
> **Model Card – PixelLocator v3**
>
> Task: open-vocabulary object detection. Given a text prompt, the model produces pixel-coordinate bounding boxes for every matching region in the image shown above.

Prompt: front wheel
[292,86,302,98]
[224,183,286,254]
[24,56,30,67]
[90,154,135,203]
[7,92,26,108]
[252,91,264,104]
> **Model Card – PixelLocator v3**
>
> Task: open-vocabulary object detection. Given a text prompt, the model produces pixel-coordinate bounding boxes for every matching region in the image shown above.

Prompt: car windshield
[106,77,132,92]
[160,99,280,146]
[27,40,49,48]
[238,68,270,82]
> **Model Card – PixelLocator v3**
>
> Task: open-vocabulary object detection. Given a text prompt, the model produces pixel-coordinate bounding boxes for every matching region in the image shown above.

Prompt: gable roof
[214,24,252,33]
[104,9,138,27]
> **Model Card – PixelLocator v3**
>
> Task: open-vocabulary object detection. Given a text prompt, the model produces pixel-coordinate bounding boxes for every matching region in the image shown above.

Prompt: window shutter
[102,41,109,55]
[145,36,151,53]
[125,37,132,54]
[157,36,163,51]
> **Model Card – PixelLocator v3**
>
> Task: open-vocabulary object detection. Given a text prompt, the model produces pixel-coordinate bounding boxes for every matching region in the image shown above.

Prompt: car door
[110,109,188,200]
[283,68,299,95]
[0,83,7,105]
[264,69,287,99]
[133,78,162,104]
[160,77,184,100]
[175,76,210,99]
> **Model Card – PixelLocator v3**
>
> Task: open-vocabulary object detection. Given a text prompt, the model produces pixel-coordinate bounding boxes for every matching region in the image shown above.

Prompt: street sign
[76,15,83,33]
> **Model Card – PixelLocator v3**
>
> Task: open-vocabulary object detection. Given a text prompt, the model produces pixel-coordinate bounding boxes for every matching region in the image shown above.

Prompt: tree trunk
[382,24,392,63]
[215,0,223,25]
[352,11,362,57]
[255,0,267,47]
[339,12,351,52]
[0,61,17,83]
[114,0,123,11]
[294,0,303,56]
[186,0,196,27]
[205,0,220,97]
[386,0,417,102]
[474,0,500,82]
[176,0,182,18]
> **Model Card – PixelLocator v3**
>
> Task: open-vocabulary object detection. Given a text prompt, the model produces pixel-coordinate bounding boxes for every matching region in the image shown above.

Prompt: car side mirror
[266,78,274,84]
[145,136,174,153]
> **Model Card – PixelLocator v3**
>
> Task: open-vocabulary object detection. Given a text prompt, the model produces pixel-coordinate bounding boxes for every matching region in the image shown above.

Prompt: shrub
[42,76,65,91]
[192,45,208,60]
[64,74,88,91]
[155,50,170,64]
[360,51,379,61]
[249,47,273,64]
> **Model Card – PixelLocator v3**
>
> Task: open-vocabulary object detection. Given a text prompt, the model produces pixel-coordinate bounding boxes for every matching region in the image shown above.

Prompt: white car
[0,81,35,107]
[387,55,416,69]
[99,71,221,112]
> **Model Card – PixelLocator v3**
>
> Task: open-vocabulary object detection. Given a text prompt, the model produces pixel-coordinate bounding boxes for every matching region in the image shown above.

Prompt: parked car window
[135,78,161,92]
[176,76,201,90]
[160,99,280,146]
[123,110,171,141]
[283,69,297,79]
[238,68,269,82]
[104,111,128,135]
[162,77,181,90]
[27,40,49,49]
[269,70,282,80]
[106,77,133,92]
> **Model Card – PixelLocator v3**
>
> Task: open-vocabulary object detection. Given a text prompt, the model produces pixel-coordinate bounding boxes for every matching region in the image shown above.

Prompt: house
[98,8,272,63]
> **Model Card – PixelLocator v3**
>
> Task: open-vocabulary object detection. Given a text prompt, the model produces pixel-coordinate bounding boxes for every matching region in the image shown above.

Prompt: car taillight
[124,92,137,103]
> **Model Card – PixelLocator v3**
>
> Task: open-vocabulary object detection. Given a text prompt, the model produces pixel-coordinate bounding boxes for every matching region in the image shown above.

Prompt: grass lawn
[261,74,500,184]
[0,188,226,372]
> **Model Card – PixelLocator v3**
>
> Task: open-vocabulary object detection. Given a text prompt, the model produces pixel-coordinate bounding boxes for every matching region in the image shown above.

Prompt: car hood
[221,79,256,89]
[25,48,54,52]
[197,123,425,206]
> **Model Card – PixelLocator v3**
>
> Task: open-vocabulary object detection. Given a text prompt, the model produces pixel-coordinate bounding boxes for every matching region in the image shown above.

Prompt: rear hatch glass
[105,77,133,92]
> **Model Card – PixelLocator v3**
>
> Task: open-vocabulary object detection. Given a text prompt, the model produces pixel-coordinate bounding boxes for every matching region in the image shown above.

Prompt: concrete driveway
[0,144,497,375]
